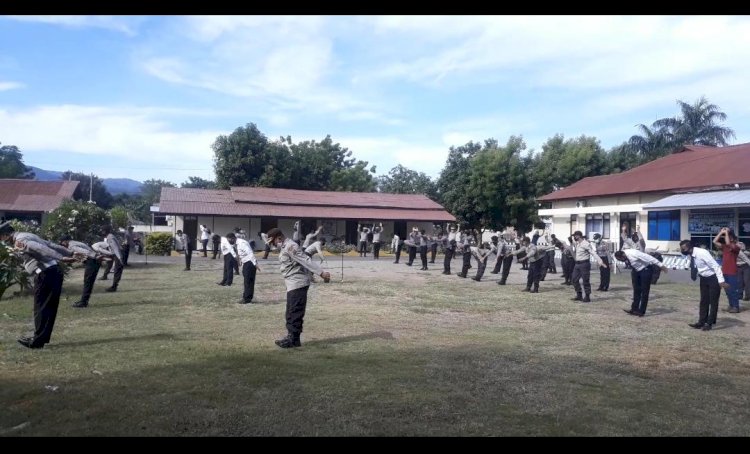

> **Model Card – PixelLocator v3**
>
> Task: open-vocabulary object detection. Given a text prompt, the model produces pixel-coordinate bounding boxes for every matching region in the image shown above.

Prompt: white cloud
[0,105,222,172]
[0,81,23,91]
[335,136,449,178]
[3,15,144,35]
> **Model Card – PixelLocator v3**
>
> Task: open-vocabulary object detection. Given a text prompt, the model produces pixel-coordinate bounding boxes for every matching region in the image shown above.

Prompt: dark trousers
[739,265,750,300]
[212,241,220,259]
[560,255,569,282]
[474,260,486,280]
[121,246,130,266]
[221,254,236,285]
[572,260,592,295]
[651,265,662,285]
[491,255,502,274]
[599,256,610,290]
[430,243,437,263]
[698,274,721,325]
[460,251,472,277]
[185,248,193,270]
[263,244,271,259]
[526,260,542,290]
[286,285,309,335]
[33,265,64,344]
[518,252,528,269]
[408,246,417,265]
[500,255,513,283]
[373,242,381,259]
[630,267,653,314]
[564,256,575,283]
[443,248,454,273]
[81,258,100,304]
[394,243,402,263]
[546,250,557,273]
[242,261,257,302]
[103,259,124,289]
[359,240,368,256]
[539,252,550,281]
[419,245,428,269]
[201,239,208,256]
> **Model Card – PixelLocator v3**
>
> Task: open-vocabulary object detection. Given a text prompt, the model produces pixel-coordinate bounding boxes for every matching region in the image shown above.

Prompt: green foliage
[435,141,484,230]
[145,232,174,256]
[330,161,377,192]
[377,164,437,199]
[0,242,31,301]
[42,200,111,244]
[529,134,609,197]
[8,219,42,235]
[61,171,114,209]
[112,193,152,224]
[181,176,217,189]
[325,239,353,254]
[0,143,34,179]
[109,206,129,231]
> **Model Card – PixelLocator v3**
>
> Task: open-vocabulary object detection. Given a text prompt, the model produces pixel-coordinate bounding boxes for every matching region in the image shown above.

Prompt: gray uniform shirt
[279,238,324,292]
[67,240,97,259]
[574,239,604,266]
[13,235,69,275]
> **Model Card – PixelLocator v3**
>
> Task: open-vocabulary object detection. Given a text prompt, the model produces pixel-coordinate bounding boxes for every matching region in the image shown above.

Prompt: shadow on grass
[86,299,178,308]
[643,307,679,317]
[53,333,179,348]
[713,318,747,331]
[304,330,395,347]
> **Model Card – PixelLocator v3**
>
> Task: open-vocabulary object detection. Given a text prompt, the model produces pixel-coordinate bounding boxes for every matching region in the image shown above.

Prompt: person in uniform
[616,249,668,317]
[371,223,383,260]
[1,222,78,349]
[570,230,606,303]
[217,233,239,286]
[99,225,124,292]
[357,224,371,257]
[391,233,403,264]
[266,228,331,348]
[235,235,260,304]
[59,235,111,308]
[176,229,193,271]
[681,240,729,331]
[593,233,611,292]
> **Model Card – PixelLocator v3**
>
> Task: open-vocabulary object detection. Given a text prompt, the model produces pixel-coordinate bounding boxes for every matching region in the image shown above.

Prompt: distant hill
[29,166,144,195]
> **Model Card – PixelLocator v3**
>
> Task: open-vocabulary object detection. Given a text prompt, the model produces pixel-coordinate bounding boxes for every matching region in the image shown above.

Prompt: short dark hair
[679,240,692,248]
[614,250,626,261]
[267,228,283,240]
[573,231,583,237]
[226,232,236,240]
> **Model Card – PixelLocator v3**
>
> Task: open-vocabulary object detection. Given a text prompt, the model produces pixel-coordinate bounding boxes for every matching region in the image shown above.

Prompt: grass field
[1,253,749,436]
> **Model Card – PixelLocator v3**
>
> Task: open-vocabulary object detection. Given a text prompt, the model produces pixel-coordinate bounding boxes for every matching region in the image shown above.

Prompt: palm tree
[653,96,735,148]
[627,123,671,160]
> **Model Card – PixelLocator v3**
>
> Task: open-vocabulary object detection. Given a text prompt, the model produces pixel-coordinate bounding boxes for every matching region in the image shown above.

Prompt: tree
[653,96,735,148]
[0,143,34,179]
[529,134,609,197]
[286,136,360,191]
[112,192,152,224]
[141,179,176,210]
[627,123,671,160]
[435,141,483,230]
[181,176,217,189]
[377,164,437,200]
[61,171,114,209]
[109,206,129,230]
[212,123,292,189]
[468,136,537,233]
[607,142,642,174]
[330,162,377,192]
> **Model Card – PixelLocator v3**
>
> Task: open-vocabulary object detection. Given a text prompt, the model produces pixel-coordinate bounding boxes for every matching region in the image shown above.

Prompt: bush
[325,240,353,254]
[145,232,174,256]
[109,206,129,231]
[43,200,110,244]
[9,219,42,235]
[0,242,31,301]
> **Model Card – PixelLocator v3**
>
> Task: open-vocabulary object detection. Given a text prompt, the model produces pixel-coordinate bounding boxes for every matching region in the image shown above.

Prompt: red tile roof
[0,180,79,212]
[156,187,455,222]
[538,143,750,201]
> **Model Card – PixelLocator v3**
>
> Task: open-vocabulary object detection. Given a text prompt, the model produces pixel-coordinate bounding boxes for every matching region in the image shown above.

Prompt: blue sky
[1,15,749,184]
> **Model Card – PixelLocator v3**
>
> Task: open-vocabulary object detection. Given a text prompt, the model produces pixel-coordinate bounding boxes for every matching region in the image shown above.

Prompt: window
[648,210,680,241]
[585,213,611,238]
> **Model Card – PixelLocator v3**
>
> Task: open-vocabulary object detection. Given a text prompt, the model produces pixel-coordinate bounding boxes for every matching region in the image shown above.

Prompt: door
[183,216,198,250]
[346,220,358,245]
[301,218,318,237]
[394,221,407,240]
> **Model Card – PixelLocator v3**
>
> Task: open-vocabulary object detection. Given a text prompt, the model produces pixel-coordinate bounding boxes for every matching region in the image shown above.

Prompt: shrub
[325,239,353,254]
[109,206,129,231]
[43,200,110,244]
[145,232,174,256]
[8,219,42,236]
[0,242,31,301]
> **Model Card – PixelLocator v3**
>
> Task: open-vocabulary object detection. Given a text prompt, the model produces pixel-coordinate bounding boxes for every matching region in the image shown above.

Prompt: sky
[1,15,750,184]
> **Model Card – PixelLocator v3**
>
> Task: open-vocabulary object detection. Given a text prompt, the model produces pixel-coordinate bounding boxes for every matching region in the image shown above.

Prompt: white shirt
[235,238,257,266]
[220,237,237,257]
[622,248,662,272]
[391,234,400,250]
[200,226,210,241]
[691,247,725,284]
[304,241,325,260]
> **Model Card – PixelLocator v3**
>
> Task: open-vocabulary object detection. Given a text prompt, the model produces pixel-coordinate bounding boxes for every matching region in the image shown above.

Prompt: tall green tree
[529,134,609,197]
[468,136,537,233]
[377,164,437,199]
[436,141,483,230]
[212,123,291,189]
[330,162,377,192]
[112,193,152,223]
[0,143,34,179]
[141,179,176,207]
[61,171,113,209]
[286,136,359,191]
[181,176,217,189]
[653,96,736,148]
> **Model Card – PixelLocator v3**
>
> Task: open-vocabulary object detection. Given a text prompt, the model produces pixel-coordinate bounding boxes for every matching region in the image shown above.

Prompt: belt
[575,260,589,264]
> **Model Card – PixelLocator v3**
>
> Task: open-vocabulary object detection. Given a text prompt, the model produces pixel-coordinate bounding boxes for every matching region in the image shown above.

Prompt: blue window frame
[648,210,681,241]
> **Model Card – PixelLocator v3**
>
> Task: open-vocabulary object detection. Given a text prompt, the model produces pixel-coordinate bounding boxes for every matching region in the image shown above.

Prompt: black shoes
[72,301,88,308]
[688,322,705,329]
[183,268,190,271]
[530,288,539,293]
[572,294,582,301]
[17,336,44,349]
[237,300,252,304]
[522,288,530,292]
[275,335,301,348]
[105,287,117,292]
[99,276,108,281]
[471,277,481,281]
[702,324,713,331]
[624,309,644,316]
[582,295,591,303]
[497,281,506,285]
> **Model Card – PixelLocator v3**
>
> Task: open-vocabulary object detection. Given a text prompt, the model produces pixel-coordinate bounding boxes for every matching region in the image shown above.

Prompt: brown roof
[0,180,79,213]
[157,187,455,222]
[538,143,750,201]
